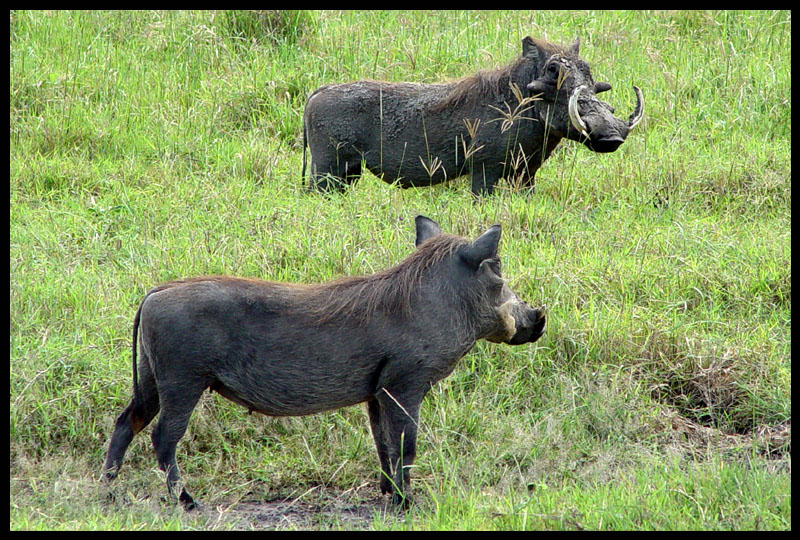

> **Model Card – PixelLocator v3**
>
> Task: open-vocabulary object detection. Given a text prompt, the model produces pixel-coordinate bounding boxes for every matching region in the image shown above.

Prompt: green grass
[10,10,790,530]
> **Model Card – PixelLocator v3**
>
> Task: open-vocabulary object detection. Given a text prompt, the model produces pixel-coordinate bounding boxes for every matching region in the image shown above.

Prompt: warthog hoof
[392,491,412,509]
[180,490,201,512]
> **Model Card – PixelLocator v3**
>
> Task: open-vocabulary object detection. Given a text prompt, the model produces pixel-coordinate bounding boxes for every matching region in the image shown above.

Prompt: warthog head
[415,216,546,347]
[524,37,644,153]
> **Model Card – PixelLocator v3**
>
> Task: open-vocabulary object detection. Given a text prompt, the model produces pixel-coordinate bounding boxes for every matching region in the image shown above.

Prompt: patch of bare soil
[201,482,399,530]
[664,414,791,465]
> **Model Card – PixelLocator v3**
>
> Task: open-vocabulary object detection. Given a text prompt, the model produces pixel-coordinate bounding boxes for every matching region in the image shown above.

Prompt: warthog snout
[566,84,644,154]
[490,299,545,345]
[590,135,626,153]
[506,305,546,345]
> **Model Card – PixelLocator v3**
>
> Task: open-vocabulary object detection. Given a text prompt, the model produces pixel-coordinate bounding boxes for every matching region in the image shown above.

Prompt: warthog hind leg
[103,353,160,483]
[150,377,207,510]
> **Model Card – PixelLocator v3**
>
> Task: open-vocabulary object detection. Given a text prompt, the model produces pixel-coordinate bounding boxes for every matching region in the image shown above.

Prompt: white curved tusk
[497,299,518,342]
[568,85,590,139]
[627,85,644,129]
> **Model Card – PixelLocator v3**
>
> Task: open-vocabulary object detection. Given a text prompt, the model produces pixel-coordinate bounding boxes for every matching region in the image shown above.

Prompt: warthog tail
[131,299,144,409]
[301,117,308,188]
[130,285,169,409]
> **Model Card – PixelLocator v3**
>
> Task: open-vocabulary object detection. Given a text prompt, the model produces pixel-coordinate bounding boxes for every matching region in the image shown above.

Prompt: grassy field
[10,10,790,530]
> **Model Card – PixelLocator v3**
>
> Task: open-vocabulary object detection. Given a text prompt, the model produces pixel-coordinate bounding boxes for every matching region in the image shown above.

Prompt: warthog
[102,216,546,509]
[302,36,643,196]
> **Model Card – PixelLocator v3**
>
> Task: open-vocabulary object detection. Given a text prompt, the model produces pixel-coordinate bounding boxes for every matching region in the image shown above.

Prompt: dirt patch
[200,482,400,530]
[664,413,791,464]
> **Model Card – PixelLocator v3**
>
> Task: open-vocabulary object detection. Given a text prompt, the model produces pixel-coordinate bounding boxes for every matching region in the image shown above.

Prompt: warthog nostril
[529,306,545,324]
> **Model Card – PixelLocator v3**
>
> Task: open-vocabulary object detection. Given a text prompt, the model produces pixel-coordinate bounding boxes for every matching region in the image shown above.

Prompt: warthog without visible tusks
[102,216,546,509]
[302,36,643,196]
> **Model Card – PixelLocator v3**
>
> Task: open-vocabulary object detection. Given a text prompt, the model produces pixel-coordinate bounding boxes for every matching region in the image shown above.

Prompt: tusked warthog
[102,216,545,509]
[302,36,643,196]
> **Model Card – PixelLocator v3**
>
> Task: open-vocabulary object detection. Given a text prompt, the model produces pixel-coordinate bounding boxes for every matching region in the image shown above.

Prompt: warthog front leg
[366,398,393,495]
[376,387,425,508]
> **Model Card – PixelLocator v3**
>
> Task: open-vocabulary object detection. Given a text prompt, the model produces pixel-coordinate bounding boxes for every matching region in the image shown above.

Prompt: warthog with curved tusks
[102,216,546,509]
[302,36,643,196]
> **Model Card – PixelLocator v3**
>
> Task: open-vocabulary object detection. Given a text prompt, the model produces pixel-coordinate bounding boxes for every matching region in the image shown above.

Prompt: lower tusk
[497,300,517,341]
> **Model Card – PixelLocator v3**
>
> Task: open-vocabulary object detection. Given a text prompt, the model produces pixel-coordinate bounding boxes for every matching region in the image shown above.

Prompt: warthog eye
[547,63,559,77]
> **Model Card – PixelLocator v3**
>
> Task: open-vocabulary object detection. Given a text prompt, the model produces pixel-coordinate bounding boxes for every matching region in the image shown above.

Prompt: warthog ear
[460,225,501,270]
[521,36,541,61]
[415,215,443,247]
[568,37,580,56]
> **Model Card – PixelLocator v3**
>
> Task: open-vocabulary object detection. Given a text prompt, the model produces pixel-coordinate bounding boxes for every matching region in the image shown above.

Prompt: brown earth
[195,482,400,530]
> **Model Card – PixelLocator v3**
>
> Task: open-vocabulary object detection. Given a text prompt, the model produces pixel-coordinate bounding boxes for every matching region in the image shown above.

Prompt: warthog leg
[150,376,207,510]
[366,398,393,495]
[376,387,426,508]
[103,354,160,483]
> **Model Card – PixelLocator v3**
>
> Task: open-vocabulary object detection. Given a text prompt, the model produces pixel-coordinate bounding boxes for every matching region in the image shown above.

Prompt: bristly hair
[433,37,569,112]
[308,234,466,325]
